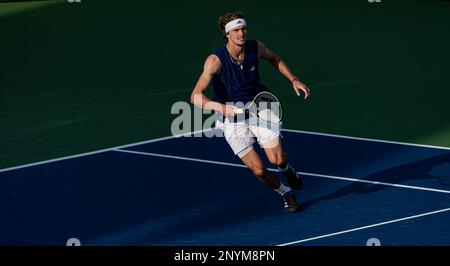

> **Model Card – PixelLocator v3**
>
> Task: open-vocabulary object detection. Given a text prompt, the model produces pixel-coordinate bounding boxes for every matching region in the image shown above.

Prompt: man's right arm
[190,55,236,117]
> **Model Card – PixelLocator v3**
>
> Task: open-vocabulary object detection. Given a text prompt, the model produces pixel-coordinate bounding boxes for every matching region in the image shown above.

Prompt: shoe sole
[284,206,299,213]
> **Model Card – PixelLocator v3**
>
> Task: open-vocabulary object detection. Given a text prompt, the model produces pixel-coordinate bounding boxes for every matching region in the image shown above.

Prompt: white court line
[1,127,448,173]
[281,129,450,151]
[301,172,450,194]
[112,149,450,195]
[0,128,212,173]
[113,149,257,170]
[277,207,450,246]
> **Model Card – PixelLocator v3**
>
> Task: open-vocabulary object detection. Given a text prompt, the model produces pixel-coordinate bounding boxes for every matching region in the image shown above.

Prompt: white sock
[274,182,291,196]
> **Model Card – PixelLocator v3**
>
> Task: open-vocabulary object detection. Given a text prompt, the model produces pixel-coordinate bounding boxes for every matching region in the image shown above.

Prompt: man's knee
[268,152,288,167]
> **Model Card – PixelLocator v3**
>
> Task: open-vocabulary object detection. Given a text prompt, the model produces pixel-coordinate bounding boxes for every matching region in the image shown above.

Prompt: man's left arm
[257,40,311,99]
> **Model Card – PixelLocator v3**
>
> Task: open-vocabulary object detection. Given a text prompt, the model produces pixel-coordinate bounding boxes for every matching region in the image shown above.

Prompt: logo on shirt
[250,66,255,71]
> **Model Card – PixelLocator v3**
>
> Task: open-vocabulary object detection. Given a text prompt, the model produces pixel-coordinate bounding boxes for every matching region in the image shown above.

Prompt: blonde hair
[218,12,246,40]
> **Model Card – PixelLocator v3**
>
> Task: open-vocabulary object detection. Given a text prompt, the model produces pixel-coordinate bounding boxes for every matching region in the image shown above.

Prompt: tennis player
[190,12,311,213]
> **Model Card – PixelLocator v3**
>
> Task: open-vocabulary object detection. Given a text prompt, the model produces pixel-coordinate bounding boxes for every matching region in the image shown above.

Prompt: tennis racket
[234,91,283,124]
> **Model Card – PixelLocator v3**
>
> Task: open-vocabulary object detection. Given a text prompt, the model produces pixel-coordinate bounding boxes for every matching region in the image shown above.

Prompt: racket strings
[253,93,282,123]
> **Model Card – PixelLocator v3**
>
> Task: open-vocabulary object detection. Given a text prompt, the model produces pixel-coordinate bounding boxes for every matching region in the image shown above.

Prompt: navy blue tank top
[211,40,268,104]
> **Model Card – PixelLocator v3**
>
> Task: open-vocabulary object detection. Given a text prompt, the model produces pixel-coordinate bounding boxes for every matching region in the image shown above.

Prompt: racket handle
[234,108,244,114]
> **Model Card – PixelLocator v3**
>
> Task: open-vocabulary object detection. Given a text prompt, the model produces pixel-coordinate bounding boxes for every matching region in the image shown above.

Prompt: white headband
[225,18,247,33]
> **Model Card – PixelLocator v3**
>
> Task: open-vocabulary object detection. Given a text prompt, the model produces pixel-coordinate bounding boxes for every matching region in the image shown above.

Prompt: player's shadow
[299,152,450,211]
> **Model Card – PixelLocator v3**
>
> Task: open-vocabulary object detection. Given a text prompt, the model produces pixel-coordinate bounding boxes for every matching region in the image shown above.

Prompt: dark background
[1,0,449,168]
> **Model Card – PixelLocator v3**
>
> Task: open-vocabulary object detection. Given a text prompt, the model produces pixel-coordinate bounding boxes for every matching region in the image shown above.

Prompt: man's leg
[239,149,280,189]
[239,149,298,213]
[219,120,297,212]
[262,137,303,191]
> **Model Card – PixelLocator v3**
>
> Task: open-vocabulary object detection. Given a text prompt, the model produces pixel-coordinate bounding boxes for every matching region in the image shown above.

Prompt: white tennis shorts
[215,117,282,158]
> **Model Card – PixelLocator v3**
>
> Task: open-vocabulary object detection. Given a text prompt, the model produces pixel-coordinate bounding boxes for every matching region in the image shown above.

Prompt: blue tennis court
[1,129,450,246]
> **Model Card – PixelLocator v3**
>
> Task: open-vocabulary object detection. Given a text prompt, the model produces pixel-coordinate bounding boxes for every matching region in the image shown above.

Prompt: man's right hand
[222,104,240,118]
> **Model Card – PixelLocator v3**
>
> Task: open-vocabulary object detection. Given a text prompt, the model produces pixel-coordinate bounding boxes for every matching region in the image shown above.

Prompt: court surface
[1,128,449,246]
[1,0,450,247]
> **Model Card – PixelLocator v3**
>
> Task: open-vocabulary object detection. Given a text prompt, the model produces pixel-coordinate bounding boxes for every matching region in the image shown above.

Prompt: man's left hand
[293,80,311,99]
